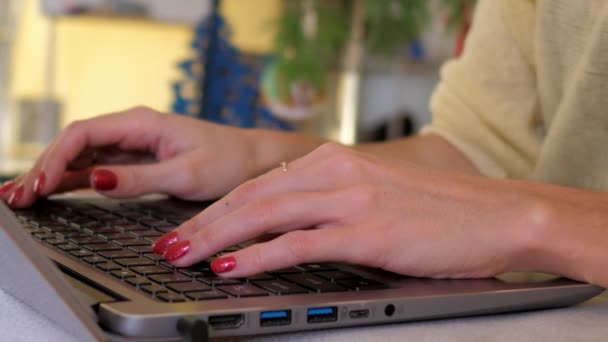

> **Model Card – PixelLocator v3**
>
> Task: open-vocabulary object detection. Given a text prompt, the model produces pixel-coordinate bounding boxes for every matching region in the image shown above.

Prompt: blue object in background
[172,0,293,131]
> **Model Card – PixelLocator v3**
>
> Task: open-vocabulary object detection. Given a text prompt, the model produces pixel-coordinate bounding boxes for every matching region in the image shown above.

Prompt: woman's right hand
[0,106,320,208]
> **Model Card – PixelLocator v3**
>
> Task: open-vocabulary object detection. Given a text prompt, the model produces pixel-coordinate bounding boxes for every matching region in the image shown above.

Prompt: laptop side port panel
[260,310,292,327]
[307,307,338,323]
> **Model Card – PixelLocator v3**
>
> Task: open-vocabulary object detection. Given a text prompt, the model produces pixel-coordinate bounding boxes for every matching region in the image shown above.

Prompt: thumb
[90,157,193,198]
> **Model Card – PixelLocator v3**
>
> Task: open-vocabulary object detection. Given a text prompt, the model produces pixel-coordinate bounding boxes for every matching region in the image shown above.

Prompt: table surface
[1,287,607,342]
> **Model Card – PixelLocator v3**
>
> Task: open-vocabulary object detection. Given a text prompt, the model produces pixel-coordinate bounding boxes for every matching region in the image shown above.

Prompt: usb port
[260,310,291,327]
[349,309,370,319]
[307,307,338,323]
[208,314,244,330]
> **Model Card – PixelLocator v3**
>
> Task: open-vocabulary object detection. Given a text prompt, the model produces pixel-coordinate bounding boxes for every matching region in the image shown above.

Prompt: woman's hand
[0,106,321,208]
[154,142,561,281]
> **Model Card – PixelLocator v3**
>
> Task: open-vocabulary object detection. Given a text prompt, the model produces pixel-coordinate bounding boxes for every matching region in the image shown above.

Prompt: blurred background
[0,0,475,181]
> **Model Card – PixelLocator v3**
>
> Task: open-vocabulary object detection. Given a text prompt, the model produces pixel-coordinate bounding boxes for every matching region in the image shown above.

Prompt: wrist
[507,182,608,286]
[243,129,326,176]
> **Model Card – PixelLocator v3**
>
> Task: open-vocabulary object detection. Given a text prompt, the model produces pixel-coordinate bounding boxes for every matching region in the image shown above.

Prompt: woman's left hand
[152,143,548,279]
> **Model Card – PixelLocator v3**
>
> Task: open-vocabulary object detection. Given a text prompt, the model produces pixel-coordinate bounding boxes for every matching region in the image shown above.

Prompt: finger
[32,107,166,199]
[2,175,26,207]
[89,153,197,198]
[208,229,352,277]
[164,191,343,267]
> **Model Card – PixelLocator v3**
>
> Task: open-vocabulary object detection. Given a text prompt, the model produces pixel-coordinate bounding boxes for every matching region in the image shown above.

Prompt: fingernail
[211,256,236,274]
[34,172,46,195]
[0,181,15,197]
[8,186,24,207]
[164,241,191,262]
[92,169,118,191]
[153,232,179,255]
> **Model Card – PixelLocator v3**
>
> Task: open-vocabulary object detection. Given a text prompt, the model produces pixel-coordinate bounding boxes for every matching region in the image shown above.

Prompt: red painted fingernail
[0,181,15,197]
[92,169,118,191]
[164,241,191,262]
[211,256,236,274]
[34,172,46,195]
[8,186,24,207]
[153,232,179,255]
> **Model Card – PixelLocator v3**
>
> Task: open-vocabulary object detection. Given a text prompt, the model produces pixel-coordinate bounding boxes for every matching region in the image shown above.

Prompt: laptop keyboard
[14,200,387,303]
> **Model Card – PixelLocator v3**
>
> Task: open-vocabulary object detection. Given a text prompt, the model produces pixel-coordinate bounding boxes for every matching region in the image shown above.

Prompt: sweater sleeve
[421,0,540,179]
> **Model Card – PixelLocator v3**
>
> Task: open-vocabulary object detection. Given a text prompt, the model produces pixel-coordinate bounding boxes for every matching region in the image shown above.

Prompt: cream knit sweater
[423,0,608,190]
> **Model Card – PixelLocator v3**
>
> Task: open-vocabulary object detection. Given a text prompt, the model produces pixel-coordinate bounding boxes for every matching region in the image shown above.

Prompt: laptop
[0,193,603,341]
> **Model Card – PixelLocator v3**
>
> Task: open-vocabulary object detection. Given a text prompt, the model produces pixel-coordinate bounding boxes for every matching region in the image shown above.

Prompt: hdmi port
[208,314,244,330]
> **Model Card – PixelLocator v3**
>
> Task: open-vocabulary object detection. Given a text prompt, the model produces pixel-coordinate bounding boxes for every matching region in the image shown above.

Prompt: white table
[1,287,607,342]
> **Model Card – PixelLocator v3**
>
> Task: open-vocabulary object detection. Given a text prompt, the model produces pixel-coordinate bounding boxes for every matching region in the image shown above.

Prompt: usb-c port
[349,309,370,319]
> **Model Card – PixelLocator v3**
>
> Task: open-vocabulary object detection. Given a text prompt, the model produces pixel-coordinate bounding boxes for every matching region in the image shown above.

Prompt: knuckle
[234,178,263,202]
[283,231,312,264]
[250,198,280,227]
[329,151,365,177]
[65,119,86,133]
[350,184,382,207]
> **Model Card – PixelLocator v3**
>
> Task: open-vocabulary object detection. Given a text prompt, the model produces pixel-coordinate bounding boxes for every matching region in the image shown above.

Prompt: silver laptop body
[0,196,603,341]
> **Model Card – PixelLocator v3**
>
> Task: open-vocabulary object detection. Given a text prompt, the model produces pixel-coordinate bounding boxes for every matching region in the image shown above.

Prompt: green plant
[272,0,476,99]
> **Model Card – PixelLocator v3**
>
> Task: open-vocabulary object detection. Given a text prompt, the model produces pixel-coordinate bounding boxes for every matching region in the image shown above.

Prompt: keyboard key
[99,232,136,241]
[217,284,269,298]
[282,274,346,293]
[44,238,68,246]
[128,245,154,254]
[98,250,139,259]
[160,261,178,270]
[245,273,275,281]
[69,249,94,258]
[198,276,243,286]
[83,226,120,235]
[336,278,388,291]
[167,282,211,293]
[83,255,107,265]
[32,232,55,240]
[141,284,168,295]
[42,225,78,233]
[185,290,228,301]
[132,265,173,276]
[114,257,155,268]
[82,243,122,252]
[57,243,80,252]
[56,231,89,239]
[69,236,106,245]
[125,277,152,287]
[111,269,137,280]
[96,262,122,272]
[115,224,148,232]
[149,273,193,284]
[114,239,150,247]
[314,270,360,281]
[136,231,163,238]
[138,218,166,227]
[143,253,164,263]
[157,292,187,303]
[254,280,308,295]
[269,266,305,274]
